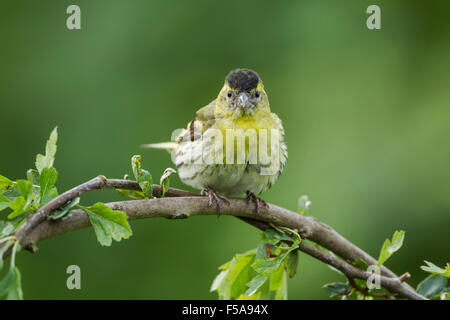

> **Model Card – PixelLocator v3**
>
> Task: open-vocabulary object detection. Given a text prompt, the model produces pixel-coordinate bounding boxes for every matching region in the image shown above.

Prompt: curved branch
[2,178,425,300]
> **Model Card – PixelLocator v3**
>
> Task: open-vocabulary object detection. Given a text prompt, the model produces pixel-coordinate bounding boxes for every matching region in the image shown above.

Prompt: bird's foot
[201,187,230,215]
[246,191,269,214]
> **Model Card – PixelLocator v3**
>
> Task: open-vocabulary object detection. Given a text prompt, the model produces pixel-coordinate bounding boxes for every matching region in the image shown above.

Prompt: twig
[346,277,393,299]
[297,242,425,300]
[1,178,426,300]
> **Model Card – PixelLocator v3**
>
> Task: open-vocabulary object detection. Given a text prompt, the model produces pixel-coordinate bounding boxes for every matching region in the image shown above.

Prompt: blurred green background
[0,0,449,299]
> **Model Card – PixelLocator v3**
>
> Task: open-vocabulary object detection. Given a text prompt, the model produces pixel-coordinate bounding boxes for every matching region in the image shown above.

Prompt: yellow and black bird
[146,69,287,212]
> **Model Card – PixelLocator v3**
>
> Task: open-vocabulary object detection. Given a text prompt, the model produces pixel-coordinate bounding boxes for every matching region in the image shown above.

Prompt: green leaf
[416,274,448,298]
[50,197,80,220]
[35,127,58,174]
[0,221,14,237]
[210,270,229,293]
[253,243,299,277]
[0,175,13,192]
[80,203,132,246]
[8,196,26,219]
[16,180,31,199]
[39,167,58,205]
[252,257,284,276]
[285,249,299,278]
[323,282,351,298]
[421,261,450,278]
[21,180,35,209]
[262,228,293,243]
[377,230,405,267]
[212,228,300,301]
[0,193,10,211]
[0,266,23,300]
[0,221,14,238]
[245,274,268,297]
[239,276,270,300]
[211,250,256,300]
[131,155,153,198]
[255,241,273,260]
[230,253,256,299]
[160,168,176,197]
[270,265,288,300]
[0,242,11,271]
[116,189,146,200]
[26,169,40,186]
[2,187,20,201]
[352,259,369,271]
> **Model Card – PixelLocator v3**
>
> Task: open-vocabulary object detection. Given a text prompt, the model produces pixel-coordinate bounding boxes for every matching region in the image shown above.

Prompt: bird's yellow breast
[213,112,280,165]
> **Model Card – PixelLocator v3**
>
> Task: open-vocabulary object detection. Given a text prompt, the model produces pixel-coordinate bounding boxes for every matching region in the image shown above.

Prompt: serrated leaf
[39,167,58,205]
[210,270,229,292]
[230,253,255,299]
[323,282,351,297]
[14,179,34,214]
[353,259,369,271]
[212,228,299,301]
[160,168,176,197]
[35,127,58,174]
[421,261,450,278]
[416,274,448,298]
[0,242,11,271]
[0,175,13,193]
[80,203,132,246]
[27,169,41,205]
[0,193,10,211]
[270,265,288,300]
[218,260,231,271]
[377,230,405,266]
[2,188,20,201]
[239,275,270,300]
[256,241,274,260]
[50,197,80,220]
[213,257,235,300]
[0,266,23,300]
[0,222,14,237]
[253,243,298,276]
[8,197,26,219]
[131,155,153,198]
[252,257,284,276]
[245,274,268,297]
[285,250,299,278]
[212,250,256,300]
[16,180,31,199]
[26,169,40,186]
[262,229,293,243]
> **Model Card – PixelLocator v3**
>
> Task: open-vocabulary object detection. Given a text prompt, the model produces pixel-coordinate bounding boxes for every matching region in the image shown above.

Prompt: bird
[144,68,287,213]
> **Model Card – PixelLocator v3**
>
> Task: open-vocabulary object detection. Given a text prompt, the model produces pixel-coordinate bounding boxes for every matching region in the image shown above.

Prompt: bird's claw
[202,187,230,215]
[246,191,268,214]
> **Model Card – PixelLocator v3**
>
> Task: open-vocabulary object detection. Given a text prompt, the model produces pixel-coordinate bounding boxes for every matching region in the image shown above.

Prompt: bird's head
[215,68,270,119]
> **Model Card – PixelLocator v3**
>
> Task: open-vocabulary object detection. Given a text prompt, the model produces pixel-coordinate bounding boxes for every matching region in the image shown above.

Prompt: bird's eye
[255,91,260,98]
[227,91,232,98]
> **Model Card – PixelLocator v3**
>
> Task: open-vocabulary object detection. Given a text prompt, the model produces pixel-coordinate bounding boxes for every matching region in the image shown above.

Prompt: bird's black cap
[226,68,260,91]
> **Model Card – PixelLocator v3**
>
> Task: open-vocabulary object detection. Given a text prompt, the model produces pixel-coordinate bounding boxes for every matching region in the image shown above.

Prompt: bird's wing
[175,99,216,143]
[142,100,216,151]
[195,99,216,123]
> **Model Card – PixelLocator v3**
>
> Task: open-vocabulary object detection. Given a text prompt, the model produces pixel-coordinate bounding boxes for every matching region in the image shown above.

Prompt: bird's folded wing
[142,99,217,150]
[195,99,216,122]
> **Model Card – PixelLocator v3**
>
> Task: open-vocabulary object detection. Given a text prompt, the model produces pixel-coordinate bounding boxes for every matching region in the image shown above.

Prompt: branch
[1,177,426,300]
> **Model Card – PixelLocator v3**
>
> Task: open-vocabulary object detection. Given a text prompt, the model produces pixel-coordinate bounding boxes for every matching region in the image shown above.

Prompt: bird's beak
[237,92,250,108]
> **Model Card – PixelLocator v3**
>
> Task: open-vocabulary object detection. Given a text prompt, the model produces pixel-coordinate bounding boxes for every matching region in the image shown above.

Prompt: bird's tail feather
[141,142,179,151]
